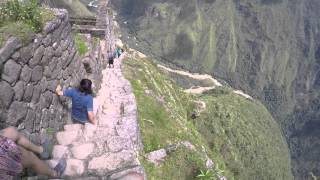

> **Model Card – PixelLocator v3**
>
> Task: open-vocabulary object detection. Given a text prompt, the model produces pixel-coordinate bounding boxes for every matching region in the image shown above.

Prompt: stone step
[52,145,69,159]
[64,124,83,132]
[106,136,133,153]
[71,143,95,160]
[64,159,85,177]
[56,130,81,146]
[109,165,146,180]
[88,150,139,175]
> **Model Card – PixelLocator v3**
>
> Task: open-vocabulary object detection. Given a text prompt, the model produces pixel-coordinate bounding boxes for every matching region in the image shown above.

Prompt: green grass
[0,1,54,47]
[0,21,33,47]
[92,37,99,49]
[74,33,88,56]
[123,56,293,180]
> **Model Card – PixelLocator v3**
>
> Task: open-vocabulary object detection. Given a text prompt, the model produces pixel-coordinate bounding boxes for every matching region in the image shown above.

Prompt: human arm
[56,85,74,97]
[88,111,96,125]
[56,85,63,96]
[87,97,96,125]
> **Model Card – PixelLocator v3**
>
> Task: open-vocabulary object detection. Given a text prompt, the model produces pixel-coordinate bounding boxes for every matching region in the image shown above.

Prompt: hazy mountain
[111,0,320,179]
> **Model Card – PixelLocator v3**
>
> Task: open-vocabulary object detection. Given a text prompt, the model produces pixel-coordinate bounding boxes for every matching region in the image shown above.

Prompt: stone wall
[0,9,103,134]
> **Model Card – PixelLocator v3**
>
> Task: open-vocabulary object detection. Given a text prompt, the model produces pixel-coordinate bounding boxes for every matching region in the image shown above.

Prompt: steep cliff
[112,0,320,179]
[123,53,292,180]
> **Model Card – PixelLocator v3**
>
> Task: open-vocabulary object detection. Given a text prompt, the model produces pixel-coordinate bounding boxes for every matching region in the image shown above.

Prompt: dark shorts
[108,58,114,65]
[72,117,87,125]
[0,135,23,178]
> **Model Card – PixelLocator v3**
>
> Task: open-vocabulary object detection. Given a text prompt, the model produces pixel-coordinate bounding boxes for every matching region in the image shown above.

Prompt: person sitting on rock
[0,126,66,179]
[56,79,96,125]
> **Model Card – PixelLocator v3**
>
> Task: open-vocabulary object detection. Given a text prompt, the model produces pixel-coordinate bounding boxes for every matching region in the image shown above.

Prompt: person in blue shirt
[55,79,96,125]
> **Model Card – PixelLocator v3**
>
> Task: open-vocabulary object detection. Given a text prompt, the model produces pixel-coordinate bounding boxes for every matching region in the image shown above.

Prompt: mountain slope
[112,0,320,178]
[123,53,292,180]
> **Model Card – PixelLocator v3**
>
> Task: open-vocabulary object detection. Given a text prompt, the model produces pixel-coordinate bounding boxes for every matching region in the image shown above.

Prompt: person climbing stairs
[48,51,146,179]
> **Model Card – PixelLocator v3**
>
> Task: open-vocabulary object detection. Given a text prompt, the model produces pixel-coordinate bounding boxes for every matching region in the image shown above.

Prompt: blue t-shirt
[64,88,93,123]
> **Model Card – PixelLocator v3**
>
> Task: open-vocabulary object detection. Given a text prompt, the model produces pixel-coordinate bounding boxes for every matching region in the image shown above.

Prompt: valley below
[110,0,320,179]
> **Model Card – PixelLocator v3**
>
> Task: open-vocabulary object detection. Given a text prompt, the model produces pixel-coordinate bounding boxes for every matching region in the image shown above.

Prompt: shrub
[74,33,88,56]
[0,0,54,47]
[0,0,44,32]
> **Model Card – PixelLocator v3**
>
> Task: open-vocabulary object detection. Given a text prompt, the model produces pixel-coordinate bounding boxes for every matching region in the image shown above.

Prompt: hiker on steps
[56,79,97,125]
[0,127,66,179]
[107,50,115,68]
[115,46,122,58]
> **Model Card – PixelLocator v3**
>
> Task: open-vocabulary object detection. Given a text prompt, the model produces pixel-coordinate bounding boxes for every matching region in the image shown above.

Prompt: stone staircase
[48,53,145,179]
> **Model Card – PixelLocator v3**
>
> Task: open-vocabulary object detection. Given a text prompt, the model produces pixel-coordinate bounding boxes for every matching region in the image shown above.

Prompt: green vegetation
[74,33,88,56]
[50,0,94,18]
[92,37,99,49]
[0,0,54,47]
[123,56,293,180]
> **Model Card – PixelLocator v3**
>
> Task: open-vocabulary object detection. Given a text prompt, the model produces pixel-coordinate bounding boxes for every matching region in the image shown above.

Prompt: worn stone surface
[23,84,34,102]
[31,66,43,82]
[64,124,83,131]
[13,81,25,101]
[7,101,28,125]
[2,60,21,84]
[0,81,14,109]
[52,145,69,159]
[106,136,132,152]
[56,130,80,145]
[145,149,167,165]
[109,166,146,180]
[25,110,36,131]
[50,50,144,178]
[39,91,52,109]
[88,151,136,172]
[71,143,95,159]
[29,45,45,68]
[32,85,42,103]
[64,159,85,176]
[20,65,32,83]
[0,37,22,64]
[19,44,33,64]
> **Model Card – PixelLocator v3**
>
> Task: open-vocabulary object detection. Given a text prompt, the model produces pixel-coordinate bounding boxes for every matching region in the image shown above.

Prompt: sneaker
[39,138,50,159]
[53,158,67,177]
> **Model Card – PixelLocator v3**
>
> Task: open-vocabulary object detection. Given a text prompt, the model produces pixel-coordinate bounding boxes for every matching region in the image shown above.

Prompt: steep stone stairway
[48,52,145,179]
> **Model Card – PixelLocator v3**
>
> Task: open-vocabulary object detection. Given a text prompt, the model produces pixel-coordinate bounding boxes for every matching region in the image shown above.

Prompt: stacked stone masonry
[0,9,103,133]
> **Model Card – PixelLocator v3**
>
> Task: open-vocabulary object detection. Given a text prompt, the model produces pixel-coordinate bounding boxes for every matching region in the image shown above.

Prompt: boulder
[29,45,45,68]
[145,149,167,165]
[31,66,43,82]
[19,44,33,64]
[23,84,34,102]
[0,81,14,109]
[7,101,28,125]
[0,37,22,64]
[31,85,42,103]
[2,60,22,84]
[20,65,32,83]
[13,81,25,101]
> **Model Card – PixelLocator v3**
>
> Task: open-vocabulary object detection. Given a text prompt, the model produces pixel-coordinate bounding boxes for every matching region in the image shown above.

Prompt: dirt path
[157,64,252,99]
